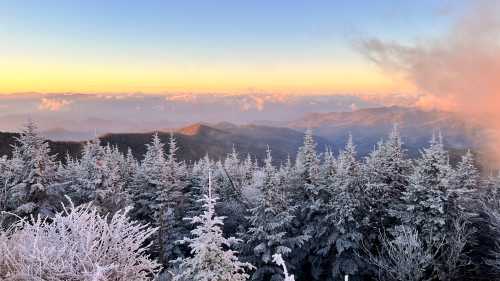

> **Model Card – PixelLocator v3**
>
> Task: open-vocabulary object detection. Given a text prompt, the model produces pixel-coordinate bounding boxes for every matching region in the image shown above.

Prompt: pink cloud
[38,98,73,112]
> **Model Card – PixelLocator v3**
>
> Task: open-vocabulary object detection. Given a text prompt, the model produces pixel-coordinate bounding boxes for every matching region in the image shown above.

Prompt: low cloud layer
[0,93,386,135]
[356,1,500,164]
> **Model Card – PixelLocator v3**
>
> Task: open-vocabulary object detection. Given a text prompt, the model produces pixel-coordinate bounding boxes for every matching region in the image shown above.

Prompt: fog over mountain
[0,93,416,138]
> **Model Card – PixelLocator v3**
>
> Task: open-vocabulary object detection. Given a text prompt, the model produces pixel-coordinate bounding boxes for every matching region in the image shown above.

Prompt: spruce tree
[160,132,189,264]
[400,132,453,242]
[130,132,166,223]
[172,173,253,281]
[363,126,411,236]
[325,134,365,278]
[7,120,58,218]
[244,147,307,281]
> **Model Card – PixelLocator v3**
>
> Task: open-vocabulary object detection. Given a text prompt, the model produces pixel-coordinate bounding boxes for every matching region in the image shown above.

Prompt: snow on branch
[0,198,161,281]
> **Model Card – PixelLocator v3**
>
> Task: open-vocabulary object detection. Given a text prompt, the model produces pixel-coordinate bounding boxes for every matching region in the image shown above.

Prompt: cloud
[355,1,500,165]
[165,94,198,103]
[38,98,73,112]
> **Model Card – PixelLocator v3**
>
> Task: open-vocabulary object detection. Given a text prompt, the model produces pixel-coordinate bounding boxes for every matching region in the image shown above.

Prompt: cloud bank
[356,1,500,164]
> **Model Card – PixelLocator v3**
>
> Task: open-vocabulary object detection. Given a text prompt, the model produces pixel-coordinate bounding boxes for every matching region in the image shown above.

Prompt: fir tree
[244,147,307,281]
[363,126,411,237]
[322,134,365,278]
[295,129,321,190]
[171,172,253,281]
[130,132,166,223]
[400,132,453,242]
[159,132,189,264]
[7,120,58,218]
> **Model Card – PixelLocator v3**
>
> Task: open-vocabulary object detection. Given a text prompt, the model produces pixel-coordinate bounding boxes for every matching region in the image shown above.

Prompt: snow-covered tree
[448,150,480,215]
[0,155,14,227]
[129,132,188,264]
[319,134,365,278]
[189,155,215,215]
[130,133,167,223]
[399,133,453,242]
[363,126,411,238]
[171,173,253,281]
[295,129,321,192]
[93,145,131,215]
[212,147,253,238]
[7,120,59,219]
[61,138,131,215]
[0,199,160,280]
[436,213,475,281]
[159,132,189,264]
[364,226,437,281]
[451,150,479,192]
[244,147,307,281]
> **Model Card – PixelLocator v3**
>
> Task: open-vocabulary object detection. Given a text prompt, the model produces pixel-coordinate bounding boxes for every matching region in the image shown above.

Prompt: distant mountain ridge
[285,106,484,158]
[102,123,330,163]
[0,106,488,167]
[0,123,330,164]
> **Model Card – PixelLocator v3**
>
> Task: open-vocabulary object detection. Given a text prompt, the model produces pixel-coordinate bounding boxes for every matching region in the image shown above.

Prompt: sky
[0,0,464,95]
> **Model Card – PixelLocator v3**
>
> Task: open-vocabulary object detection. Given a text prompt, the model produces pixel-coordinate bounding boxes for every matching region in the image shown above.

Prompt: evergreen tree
[130,133,166,222]
[61,138,131,215]
[216,147,252,237]
[295,129,321,191]
[244,147,307,281]
[7,120,58,218]
[93,145,131,215]
[363,126,411,237]
[400,133,453,242]
[323,134,365,278]
[172,173,253,281]
[0,155,14,227]
[451,150,479,193]
[160,132,189,264]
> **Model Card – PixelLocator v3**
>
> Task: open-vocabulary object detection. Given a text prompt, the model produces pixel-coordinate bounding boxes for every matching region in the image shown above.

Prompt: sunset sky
[0,0,465,95]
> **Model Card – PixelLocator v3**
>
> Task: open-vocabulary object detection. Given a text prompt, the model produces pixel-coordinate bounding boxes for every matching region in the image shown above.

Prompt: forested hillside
[1,121,500,281]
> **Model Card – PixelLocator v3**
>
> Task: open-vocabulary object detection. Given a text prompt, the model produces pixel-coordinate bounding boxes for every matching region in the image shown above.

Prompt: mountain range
[0,106,491,167]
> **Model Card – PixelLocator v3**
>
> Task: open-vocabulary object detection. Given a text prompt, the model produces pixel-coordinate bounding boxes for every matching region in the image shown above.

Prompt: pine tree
[244,147,307,281]
[171,173,253,281]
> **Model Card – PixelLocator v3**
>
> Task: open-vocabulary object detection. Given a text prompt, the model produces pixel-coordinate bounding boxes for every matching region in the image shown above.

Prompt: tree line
[1,120,500,281]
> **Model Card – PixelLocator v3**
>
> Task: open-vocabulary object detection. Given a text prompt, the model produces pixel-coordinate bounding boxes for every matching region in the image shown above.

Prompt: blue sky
[0,0,464,94]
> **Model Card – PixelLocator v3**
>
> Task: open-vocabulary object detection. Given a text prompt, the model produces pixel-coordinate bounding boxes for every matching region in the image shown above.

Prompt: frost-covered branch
[0,198,161,281]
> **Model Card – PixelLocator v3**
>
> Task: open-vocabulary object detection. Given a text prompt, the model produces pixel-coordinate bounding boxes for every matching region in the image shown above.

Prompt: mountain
[41,128,95,141]
[0,93,392,133]
[286,106,484,158]
[0,106,490,168]
[100,123,329,164]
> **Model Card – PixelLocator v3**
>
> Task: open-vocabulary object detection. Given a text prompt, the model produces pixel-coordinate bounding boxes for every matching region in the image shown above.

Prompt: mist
[356,1,500,166]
